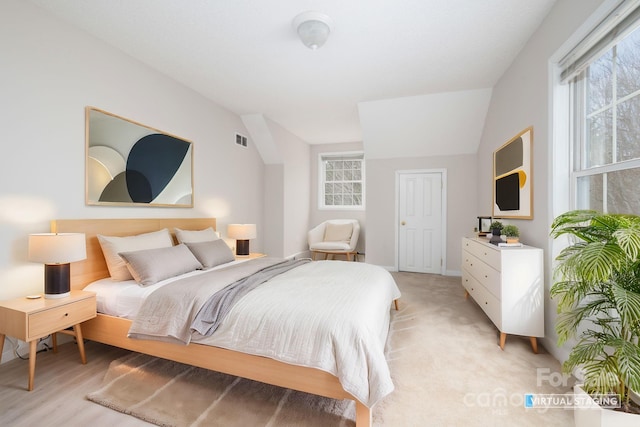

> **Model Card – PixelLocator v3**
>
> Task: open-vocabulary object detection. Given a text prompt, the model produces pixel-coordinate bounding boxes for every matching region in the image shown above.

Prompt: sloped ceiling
[28,0,557,158]
[359,88,493,159]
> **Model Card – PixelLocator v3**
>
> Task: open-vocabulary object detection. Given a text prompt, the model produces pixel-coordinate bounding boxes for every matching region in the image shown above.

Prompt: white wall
[263,118,311,258]
[359,88,492,159]
[476,0,605,361]
[0,0,268,361]
[366,154,478,272]
[1,0,613,367]
[263,165,285,257]
[309,142,366,256]
[242,113,311,258]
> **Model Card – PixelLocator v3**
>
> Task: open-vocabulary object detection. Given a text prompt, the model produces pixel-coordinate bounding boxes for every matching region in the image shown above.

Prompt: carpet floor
[86,272,574,426]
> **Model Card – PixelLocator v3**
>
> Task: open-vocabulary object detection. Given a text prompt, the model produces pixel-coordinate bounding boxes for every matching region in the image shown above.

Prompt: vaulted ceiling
[29,0,557,157]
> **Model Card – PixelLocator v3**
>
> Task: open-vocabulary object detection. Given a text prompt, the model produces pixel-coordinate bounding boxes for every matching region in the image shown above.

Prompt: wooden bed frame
[52,218,373,426]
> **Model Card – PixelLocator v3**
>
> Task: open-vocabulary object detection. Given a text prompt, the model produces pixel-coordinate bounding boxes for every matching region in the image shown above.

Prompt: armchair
[308,219,360,261]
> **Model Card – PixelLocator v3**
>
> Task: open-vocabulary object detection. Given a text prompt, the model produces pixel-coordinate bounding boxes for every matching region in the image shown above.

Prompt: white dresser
[461,237,544,353]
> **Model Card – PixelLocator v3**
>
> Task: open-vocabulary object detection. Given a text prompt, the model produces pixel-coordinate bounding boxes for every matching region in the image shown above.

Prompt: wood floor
[0,341,151,426]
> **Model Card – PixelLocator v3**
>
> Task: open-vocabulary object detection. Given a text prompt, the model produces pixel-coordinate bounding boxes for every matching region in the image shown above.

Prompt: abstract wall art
[492,127,533,219]
[86,107,193,207]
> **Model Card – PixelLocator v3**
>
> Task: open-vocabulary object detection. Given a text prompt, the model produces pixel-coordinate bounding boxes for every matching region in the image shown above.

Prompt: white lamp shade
[227,224,257,240]
[28,233,87,264]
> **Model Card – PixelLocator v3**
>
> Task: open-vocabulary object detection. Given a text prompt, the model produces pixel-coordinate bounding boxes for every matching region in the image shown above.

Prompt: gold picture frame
[492,127,533,219]
[85,107,193,207]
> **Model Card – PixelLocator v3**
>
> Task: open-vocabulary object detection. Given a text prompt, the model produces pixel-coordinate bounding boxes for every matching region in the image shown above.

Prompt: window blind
[559,0,640,83]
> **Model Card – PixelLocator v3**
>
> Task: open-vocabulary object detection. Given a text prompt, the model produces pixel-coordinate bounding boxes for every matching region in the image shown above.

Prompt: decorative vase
[573,384,639,427]
[489,228,503,244]
[506,237,519,244]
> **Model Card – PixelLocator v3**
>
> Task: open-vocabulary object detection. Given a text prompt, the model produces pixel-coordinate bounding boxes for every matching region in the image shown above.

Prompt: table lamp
[28,233,87,299]
[227,224,256,256]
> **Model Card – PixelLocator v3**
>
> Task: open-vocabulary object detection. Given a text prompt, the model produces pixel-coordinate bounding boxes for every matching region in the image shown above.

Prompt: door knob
[401,221,406,226]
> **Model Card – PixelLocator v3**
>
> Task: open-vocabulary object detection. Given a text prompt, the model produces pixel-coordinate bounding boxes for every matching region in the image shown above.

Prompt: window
[319,152,365,209]
[563,5,640,213]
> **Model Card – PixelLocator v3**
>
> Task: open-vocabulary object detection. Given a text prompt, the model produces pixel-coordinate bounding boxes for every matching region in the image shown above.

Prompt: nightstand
[0,290,96,391]
[235,252,266,260]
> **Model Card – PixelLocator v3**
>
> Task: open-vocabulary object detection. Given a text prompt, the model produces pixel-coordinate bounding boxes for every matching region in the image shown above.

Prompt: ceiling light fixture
[292,11,333,50]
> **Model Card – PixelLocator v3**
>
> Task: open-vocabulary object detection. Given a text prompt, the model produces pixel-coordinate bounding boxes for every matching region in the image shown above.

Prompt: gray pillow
[185,240,235,269]
[119,244,203,286]
[97,228,174,281]
[174,227,219,244]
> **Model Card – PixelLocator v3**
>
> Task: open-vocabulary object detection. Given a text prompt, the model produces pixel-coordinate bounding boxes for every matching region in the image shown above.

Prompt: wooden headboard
[51,218,217,290]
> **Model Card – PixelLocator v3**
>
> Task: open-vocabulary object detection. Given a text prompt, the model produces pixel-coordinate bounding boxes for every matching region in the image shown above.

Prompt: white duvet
[89,260,401,408]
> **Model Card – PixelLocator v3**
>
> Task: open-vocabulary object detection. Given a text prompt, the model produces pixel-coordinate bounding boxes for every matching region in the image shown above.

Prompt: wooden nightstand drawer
[28,297,96,340]
[0,290,97,391]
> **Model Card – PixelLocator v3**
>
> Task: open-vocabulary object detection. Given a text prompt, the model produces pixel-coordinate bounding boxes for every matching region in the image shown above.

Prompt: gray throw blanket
[129,257,308,345]
[191,258,310,336]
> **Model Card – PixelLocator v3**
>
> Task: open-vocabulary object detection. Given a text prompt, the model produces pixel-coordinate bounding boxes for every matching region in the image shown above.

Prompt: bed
[53,218,400,427]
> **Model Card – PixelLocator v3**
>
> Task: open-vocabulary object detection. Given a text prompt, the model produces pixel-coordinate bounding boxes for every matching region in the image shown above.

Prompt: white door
[398,172,443,273]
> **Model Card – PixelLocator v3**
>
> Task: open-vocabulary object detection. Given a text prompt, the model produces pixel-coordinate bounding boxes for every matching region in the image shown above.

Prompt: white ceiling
[28,0,557,148]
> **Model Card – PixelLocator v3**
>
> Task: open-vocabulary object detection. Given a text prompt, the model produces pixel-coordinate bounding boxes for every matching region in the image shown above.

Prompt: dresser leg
[0,334,5,362]
[464,290,469,299]
[394,299,399,310]
[529,337,538,354]
[499,332,507,350]
[52,332,58,353]
[28,340,37,391]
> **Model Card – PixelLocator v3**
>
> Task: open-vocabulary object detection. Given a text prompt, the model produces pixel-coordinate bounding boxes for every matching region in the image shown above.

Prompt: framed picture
[492,127,533,219]
[85,107,193,207]
[478,216,492,235]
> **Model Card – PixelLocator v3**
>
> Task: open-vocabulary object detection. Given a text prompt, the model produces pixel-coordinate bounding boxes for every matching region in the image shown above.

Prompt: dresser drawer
[462,253,501,298]
[28,297,96,340]
[462,270,502,328]
[472,282,502,329]
[463,238,501,270]
[462,270,481,296]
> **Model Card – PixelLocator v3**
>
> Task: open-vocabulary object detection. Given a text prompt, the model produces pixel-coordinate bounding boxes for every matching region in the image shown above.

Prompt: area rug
[87,273,574,426]
[87,351,356,427]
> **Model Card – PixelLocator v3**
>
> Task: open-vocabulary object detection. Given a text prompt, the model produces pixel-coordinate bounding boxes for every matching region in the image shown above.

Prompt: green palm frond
[615,340,640,393]
[556,241,626,284]
[614,225,640,260]
[554,293,616,344]
[550,210,599,239]
[563,339,607,372]
[550,210,640,404]
[582,356,622,395]
[612,283,640,335]
[550,280,590,311]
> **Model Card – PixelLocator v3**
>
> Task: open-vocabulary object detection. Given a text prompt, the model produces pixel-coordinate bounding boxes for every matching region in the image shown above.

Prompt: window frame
[568,20,640,213]
[317,151,365,211]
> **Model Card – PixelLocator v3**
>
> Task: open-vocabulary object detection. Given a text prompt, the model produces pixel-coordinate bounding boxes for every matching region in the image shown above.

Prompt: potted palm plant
[550,210,640,425]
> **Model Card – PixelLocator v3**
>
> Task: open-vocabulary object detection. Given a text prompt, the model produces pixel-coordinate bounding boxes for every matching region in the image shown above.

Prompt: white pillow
[324,222,353,242]
[174,227,219,244]
[97,228,173,281]
[119,244,202,286]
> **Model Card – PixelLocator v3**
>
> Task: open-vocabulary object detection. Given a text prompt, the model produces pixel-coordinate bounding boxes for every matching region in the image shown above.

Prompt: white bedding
[85,259,248,318]
[86,259,401,408]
